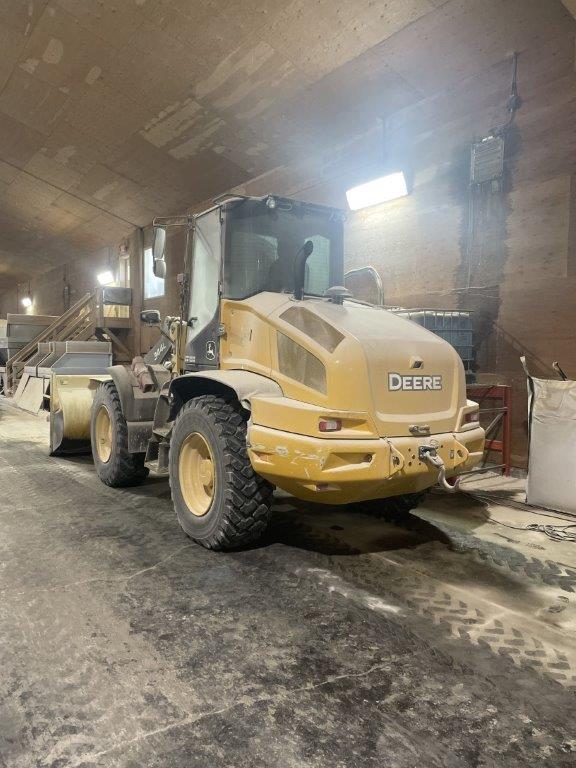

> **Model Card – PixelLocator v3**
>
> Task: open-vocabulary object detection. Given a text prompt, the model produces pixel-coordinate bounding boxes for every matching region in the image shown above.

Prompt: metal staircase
[3,288,133,395]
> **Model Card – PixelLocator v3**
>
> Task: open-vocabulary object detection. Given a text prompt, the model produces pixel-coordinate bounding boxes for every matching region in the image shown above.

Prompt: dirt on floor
[0,398,574,768]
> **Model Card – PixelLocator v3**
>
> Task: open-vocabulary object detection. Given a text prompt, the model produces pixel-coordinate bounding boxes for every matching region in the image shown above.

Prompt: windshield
[223,199,343,300]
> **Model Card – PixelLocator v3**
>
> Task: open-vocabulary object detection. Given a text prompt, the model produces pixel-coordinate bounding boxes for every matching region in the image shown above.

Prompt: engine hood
[270,296,467,438]
[220,293,467,438]
[315,300,466,436]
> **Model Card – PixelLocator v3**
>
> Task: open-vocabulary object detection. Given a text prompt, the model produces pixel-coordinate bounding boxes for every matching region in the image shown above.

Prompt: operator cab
[152,195,345,372]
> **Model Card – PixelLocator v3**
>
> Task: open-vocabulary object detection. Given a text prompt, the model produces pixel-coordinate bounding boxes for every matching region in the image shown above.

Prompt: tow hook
[418,445,460,494]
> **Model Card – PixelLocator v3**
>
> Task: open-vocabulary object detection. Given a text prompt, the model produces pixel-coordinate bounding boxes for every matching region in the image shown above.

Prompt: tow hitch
[419,445,460,494]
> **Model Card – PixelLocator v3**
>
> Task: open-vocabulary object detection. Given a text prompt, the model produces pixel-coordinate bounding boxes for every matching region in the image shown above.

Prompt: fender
[146,370,282,471]
[105,364,169,422]
[102,364,170,454]
[168,369,283,419]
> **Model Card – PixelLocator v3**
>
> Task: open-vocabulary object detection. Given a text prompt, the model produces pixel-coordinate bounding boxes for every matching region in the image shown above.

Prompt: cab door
[185,208,222,370]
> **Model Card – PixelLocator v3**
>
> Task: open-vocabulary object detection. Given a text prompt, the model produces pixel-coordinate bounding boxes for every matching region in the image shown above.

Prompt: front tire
[169,395,273,550]
[91,381,149,487]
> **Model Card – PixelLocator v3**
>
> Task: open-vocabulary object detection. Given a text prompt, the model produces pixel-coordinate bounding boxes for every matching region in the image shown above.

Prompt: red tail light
[319,418,342,432]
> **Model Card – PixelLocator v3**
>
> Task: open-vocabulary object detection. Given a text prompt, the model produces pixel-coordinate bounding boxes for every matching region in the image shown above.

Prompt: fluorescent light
[346,172,408,211]
[97,270,115,286]
[21,296,32,308]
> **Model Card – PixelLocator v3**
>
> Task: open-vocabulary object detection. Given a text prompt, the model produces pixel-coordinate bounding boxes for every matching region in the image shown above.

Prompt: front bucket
[49,374,109,456]
[49,407,91,456]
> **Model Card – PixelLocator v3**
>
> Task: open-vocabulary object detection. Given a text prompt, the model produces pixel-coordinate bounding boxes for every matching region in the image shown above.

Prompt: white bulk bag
[526,374,576,515]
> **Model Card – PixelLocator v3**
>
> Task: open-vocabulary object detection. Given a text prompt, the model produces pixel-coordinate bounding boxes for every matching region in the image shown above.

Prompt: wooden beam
[105,328,132,360]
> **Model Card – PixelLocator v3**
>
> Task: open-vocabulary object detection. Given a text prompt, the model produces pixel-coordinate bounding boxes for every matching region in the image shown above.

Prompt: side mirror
[140,309,161,326]
[153,258,166,279]
[152,226,166,260]
[152,226,166,278]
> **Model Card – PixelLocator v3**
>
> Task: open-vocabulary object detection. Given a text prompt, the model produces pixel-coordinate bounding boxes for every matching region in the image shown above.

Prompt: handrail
[344,266,384,306]
[467,384,512,476]
[4,288,134,393]
[5,292,94,392]
[492,323,551,377]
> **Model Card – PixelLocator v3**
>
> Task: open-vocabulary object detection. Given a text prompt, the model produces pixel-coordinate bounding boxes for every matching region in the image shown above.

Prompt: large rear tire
[91,381,149,487]
[169,395,273,550]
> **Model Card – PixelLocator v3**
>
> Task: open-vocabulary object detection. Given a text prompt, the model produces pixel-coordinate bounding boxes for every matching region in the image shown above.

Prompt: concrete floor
[0,399,575,767]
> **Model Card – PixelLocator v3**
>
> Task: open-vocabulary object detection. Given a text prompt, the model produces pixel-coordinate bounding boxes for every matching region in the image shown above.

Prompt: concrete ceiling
[0,0,571,288]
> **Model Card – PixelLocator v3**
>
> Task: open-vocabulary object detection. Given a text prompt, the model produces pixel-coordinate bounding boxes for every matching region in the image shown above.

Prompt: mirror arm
[152,215,194,227]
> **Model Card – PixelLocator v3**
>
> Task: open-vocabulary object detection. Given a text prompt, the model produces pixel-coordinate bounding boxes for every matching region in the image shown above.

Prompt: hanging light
[97,270,115,285]
[346,171,408,211]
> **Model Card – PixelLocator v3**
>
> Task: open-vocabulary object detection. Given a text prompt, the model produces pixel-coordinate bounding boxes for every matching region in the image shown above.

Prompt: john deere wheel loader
[51,194,485,550]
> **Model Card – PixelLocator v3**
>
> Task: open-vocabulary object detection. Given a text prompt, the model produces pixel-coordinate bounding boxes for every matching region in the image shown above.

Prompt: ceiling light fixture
[21,296,32,308]
[346,171,408,211]
[97,270,115,286]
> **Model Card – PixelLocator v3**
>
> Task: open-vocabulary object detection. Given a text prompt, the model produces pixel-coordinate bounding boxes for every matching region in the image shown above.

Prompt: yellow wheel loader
[51,194,485,550]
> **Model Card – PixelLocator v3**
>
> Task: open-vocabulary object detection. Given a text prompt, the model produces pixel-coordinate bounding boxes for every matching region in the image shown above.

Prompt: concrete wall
[356,36,576,468]
[231,35,576,468]
[0,245,120,318]
[2,33,575,466]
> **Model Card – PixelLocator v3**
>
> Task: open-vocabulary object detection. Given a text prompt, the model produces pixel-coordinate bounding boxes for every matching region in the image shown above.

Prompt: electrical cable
[524,523,576,542]
[464,487,576,520]
[458,488,576,542]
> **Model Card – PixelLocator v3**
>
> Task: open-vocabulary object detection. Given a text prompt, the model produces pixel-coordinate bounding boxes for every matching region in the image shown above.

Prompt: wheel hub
[95,405,112,463]
[179,432,215,516]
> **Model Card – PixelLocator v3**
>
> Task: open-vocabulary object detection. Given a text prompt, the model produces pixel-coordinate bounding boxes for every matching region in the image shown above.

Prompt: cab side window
[188,210,220,338]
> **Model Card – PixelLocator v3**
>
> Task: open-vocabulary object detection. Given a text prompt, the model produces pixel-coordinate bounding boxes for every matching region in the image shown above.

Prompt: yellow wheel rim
[95,405,112,463]
[179,432,215,516]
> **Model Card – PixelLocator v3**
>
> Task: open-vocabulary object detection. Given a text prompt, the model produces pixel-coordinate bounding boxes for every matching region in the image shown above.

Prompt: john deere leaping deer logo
[205,341,216,361]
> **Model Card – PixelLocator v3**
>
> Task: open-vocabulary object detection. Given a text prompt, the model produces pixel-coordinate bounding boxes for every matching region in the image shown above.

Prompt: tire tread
[170,394,273,550]
[91,381,148,488]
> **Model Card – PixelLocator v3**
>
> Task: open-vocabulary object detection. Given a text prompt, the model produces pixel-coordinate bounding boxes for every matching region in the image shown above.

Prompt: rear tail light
[319,418,342,432]
[465,410,479,424]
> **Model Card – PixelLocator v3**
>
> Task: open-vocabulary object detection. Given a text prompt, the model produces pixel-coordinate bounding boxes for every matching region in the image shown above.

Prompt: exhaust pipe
[293,240,314,300]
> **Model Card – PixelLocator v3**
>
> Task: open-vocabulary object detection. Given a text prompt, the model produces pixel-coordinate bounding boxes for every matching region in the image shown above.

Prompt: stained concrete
[0,398,575,767]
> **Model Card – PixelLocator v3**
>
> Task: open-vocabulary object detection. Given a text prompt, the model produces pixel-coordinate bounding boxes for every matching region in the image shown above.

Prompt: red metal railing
[466,384,512,476]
